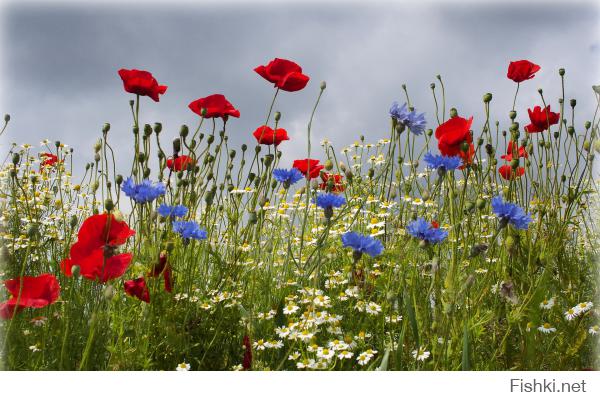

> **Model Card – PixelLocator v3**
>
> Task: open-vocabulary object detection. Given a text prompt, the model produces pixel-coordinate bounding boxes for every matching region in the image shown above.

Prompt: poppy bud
[460,141,470,152]
[137,152,146,163]
[143,124,152,137]
[483,93,492,103]
[570,99,576,108]
[320,81,327,90]
[368,168,374,178]
[92,181,99,191]
[427,129,433,136]
[274,111,281,122]
[509,110,517,120]
[504,235,515,251]
[102,123,110,134]
[71,265,80,278]
[70,215,78,229]
[143,168,151,178]
[537,88,543,94]
[465,201,475,213]
[559,68,565,76]
[104,199,114,212]
[94,154,101,163]
[510,159,519,169]
[55,141,61,148]
[430,83,435,89]
[449,108,458,118]
[510,122,519,132]
[485,144,494,155]
[264,154,274,167]
[583,140,591,152]
[568,126,575,136]
[104,285,115,301]
[396,123,406,135]
[422,190,430,201]
[4,114,9,122]
[11,153,20,165]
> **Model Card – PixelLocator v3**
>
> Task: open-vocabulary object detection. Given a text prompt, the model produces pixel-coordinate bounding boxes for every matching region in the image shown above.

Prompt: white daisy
[176,362,191,371]
[588,325,599,336]
[412,346,430,361]
[538,323,557,334]
[539,297,555,310]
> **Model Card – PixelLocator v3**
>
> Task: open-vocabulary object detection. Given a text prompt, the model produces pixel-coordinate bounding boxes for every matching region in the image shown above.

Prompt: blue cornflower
[491,196,532,230]
[389,101,427,135]
[314,193,346,219]
[423,152,462,171]
[121,177,165,204]
[406,218,448,244]
[341,232,384,259]
[157,204,189,219]
[273,168,304,188]
[172,221,207,241]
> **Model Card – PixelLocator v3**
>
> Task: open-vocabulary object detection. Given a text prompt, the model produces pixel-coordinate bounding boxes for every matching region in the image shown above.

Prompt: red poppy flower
[118,69,167,102]
[435,116,475,165]
[252,125,289,146]
[498,164,525,180]
[188,94,240,120]
[40,153,59,168]
[319,172,345,192]
[293,159,324,179]
[524,105,560,133]
[0,274,60,319]
[431,220,440,229]
[501,141,528,161]
[61,213,135,282]
[166,155,196,171]
[148,252,173,293]
[254,58,310,92]
[124,277,150,303]
[507,60,541,83]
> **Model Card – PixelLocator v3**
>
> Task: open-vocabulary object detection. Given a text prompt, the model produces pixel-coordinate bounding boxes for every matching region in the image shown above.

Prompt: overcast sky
[0,1,598,176]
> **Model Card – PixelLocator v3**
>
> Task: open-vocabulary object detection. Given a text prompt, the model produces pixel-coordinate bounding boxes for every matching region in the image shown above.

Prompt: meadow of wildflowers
[0,58,598,371]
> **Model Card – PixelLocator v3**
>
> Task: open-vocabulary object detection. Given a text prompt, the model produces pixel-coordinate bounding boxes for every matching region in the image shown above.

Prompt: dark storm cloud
[1,1,598,176]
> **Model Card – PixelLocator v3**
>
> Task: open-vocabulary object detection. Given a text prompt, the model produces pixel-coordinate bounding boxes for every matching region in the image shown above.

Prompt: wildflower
[283,303,299,315]
[148,252,173,293]
[29,345,41,352]
[524,105,560,133]
[188,94,240,120]
[176,362,191,371]
[564,307,579,321]
[412,347,431,361]
[589,325,599,336]
[30,316,48,327]
[172,221,207,241]
[315,193,346,219]
[0,274,60,319]
[157,204,188,219]
[40,153,59,168]
[406,218,448,244]
[341,232,384,259]
[288,352,301,360]
[316,347,335,360]
[337,350,354,359]
[293,158,324,179]
[385,314,403,323]
[507,60,541,83]
[356,349,377,366]
[254,58,310,92]
[435,115,475,165]
[491,196,532,230]
[273,168,304,188]
[121,177,166,204]
[365,302,382,315]
[118,68,167,102]
[498,164,525,180]
[298,330,314,342]
[389,102,427,135]
[320,173,345,193]
[166,155,196,171]
[539,297,555,310]
[124,277,150,303]
[252,125,289,146]
[577,301,593,313]
[537,323,556,334]
[500,141,528,162]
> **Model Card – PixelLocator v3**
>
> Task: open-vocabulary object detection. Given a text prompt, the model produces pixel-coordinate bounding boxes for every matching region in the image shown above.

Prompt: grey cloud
[1,2,598,176]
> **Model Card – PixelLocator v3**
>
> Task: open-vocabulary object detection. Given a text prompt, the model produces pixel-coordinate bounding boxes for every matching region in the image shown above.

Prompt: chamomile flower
[316,347,335,360]
[283,303,300,315]
[588,325,599,336]
[337,350,354,359]
[538,323,556,334]
[412,346,430,361]
[365,302,382,315]
[564,307,580,321]
[176,362,191,371]
[577,301,593,313]
[539,297,555,310]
